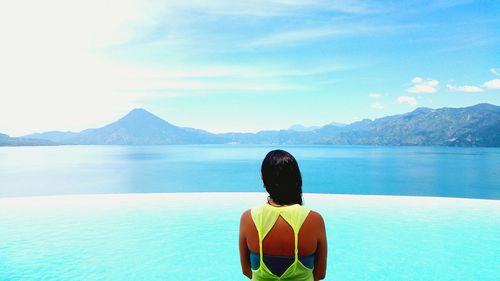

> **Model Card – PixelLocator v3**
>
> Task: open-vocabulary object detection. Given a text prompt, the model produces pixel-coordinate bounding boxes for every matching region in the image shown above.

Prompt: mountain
[222,103,500,146]
[327,122,347,127]
[18,103,500,147]
[0,133,56,146]
[24,131,79,143]
[288,124,321,132]
[220,130,312,144]
[72,108,224,145]
[288,122,345,132]
[316,103,500,146]
[27,108,224,145]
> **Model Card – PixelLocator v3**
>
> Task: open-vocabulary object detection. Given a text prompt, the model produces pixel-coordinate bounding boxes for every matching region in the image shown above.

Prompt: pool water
[0,193,499,280]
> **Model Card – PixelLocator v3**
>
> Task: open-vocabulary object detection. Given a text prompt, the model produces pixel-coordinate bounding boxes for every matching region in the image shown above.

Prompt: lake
[0,145,499,199]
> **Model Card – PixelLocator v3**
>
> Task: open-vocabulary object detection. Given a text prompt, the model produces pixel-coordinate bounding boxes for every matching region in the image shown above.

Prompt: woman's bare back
[241,208,325,256]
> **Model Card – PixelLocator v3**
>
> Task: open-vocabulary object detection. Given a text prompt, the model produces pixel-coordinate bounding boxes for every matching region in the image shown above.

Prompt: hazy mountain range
[24,109,221,145]
[1,103,499,147]
[0,133,56,146]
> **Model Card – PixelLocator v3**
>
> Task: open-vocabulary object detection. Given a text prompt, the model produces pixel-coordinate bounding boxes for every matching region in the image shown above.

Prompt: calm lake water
[0,145,499,199]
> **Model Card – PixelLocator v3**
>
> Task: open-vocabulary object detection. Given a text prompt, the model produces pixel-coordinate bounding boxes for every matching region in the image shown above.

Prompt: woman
[239,150,327,281]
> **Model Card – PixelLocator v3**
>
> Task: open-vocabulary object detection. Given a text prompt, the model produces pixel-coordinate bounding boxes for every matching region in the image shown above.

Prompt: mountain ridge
[11,103,500,147]
[0,133,56,146]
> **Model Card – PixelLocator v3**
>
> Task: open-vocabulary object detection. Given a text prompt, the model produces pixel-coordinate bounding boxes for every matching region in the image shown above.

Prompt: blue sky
[0,0,499,136]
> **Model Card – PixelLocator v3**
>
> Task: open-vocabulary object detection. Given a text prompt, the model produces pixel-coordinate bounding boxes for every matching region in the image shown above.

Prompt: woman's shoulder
[240,208,252,220]
[240,208,258,224]
[307,209,323,219]
[240,208,260,235]
[305,209,325,227]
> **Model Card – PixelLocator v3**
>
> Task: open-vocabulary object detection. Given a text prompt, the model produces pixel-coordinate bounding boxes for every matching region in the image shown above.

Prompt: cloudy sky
[1,0,499,136]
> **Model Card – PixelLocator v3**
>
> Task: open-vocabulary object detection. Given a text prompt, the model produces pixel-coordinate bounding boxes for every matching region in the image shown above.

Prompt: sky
[0,0,499,136]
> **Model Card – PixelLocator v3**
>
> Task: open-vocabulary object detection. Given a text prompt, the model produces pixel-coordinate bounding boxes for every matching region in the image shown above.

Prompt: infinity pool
[0,193,499,280]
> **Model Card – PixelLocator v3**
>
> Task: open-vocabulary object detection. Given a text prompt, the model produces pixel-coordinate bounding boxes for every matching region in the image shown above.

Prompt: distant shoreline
[2,191,499,203]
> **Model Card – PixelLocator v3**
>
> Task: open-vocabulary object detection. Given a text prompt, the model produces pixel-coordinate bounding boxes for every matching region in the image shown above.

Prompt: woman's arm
[313,213,327,281]
[239,210,252,279]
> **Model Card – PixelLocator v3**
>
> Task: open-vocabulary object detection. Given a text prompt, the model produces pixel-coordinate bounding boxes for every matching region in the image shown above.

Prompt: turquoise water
[1,145,499,280]
[0,145,499,199]
[0,193,499,280]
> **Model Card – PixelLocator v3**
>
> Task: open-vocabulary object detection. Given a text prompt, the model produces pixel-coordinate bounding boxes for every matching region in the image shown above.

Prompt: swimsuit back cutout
[249,252,315,276]
[250,203,314,281]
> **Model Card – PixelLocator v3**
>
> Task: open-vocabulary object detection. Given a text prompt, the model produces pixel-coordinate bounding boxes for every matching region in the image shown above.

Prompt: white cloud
[2,0,362,136]
[368,93,382,99]
[0,0,163,135]
[396,96,417,107]
[168,0,381,17]
[0,1,153,52]
[248,23,413,47]
[490,68,500,76]
[370,102,385,109]
[412,77,423,83]
[149,63,352,79]
[483,79,500,90]
[0,56,304,132]
[119,79,299,92]
[446,84,483,93]
[407,77,439,93]
[249,27,344,47]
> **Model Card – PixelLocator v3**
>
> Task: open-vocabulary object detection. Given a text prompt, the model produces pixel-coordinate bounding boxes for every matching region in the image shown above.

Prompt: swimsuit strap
[294,223,299,262]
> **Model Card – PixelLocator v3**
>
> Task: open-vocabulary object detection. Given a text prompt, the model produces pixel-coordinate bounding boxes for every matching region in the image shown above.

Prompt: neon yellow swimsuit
[250,203,314,281]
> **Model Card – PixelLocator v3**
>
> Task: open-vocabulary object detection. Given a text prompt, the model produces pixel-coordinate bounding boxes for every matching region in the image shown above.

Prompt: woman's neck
[267,197,290,207]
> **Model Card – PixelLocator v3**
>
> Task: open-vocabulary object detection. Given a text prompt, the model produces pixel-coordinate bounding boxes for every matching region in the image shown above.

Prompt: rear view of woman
[239,150,327,281]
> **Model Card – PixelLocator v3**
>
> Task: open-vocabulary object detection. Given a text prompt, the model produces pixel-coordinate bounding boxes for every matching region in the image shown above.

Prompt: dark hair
[261,149,303,205]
